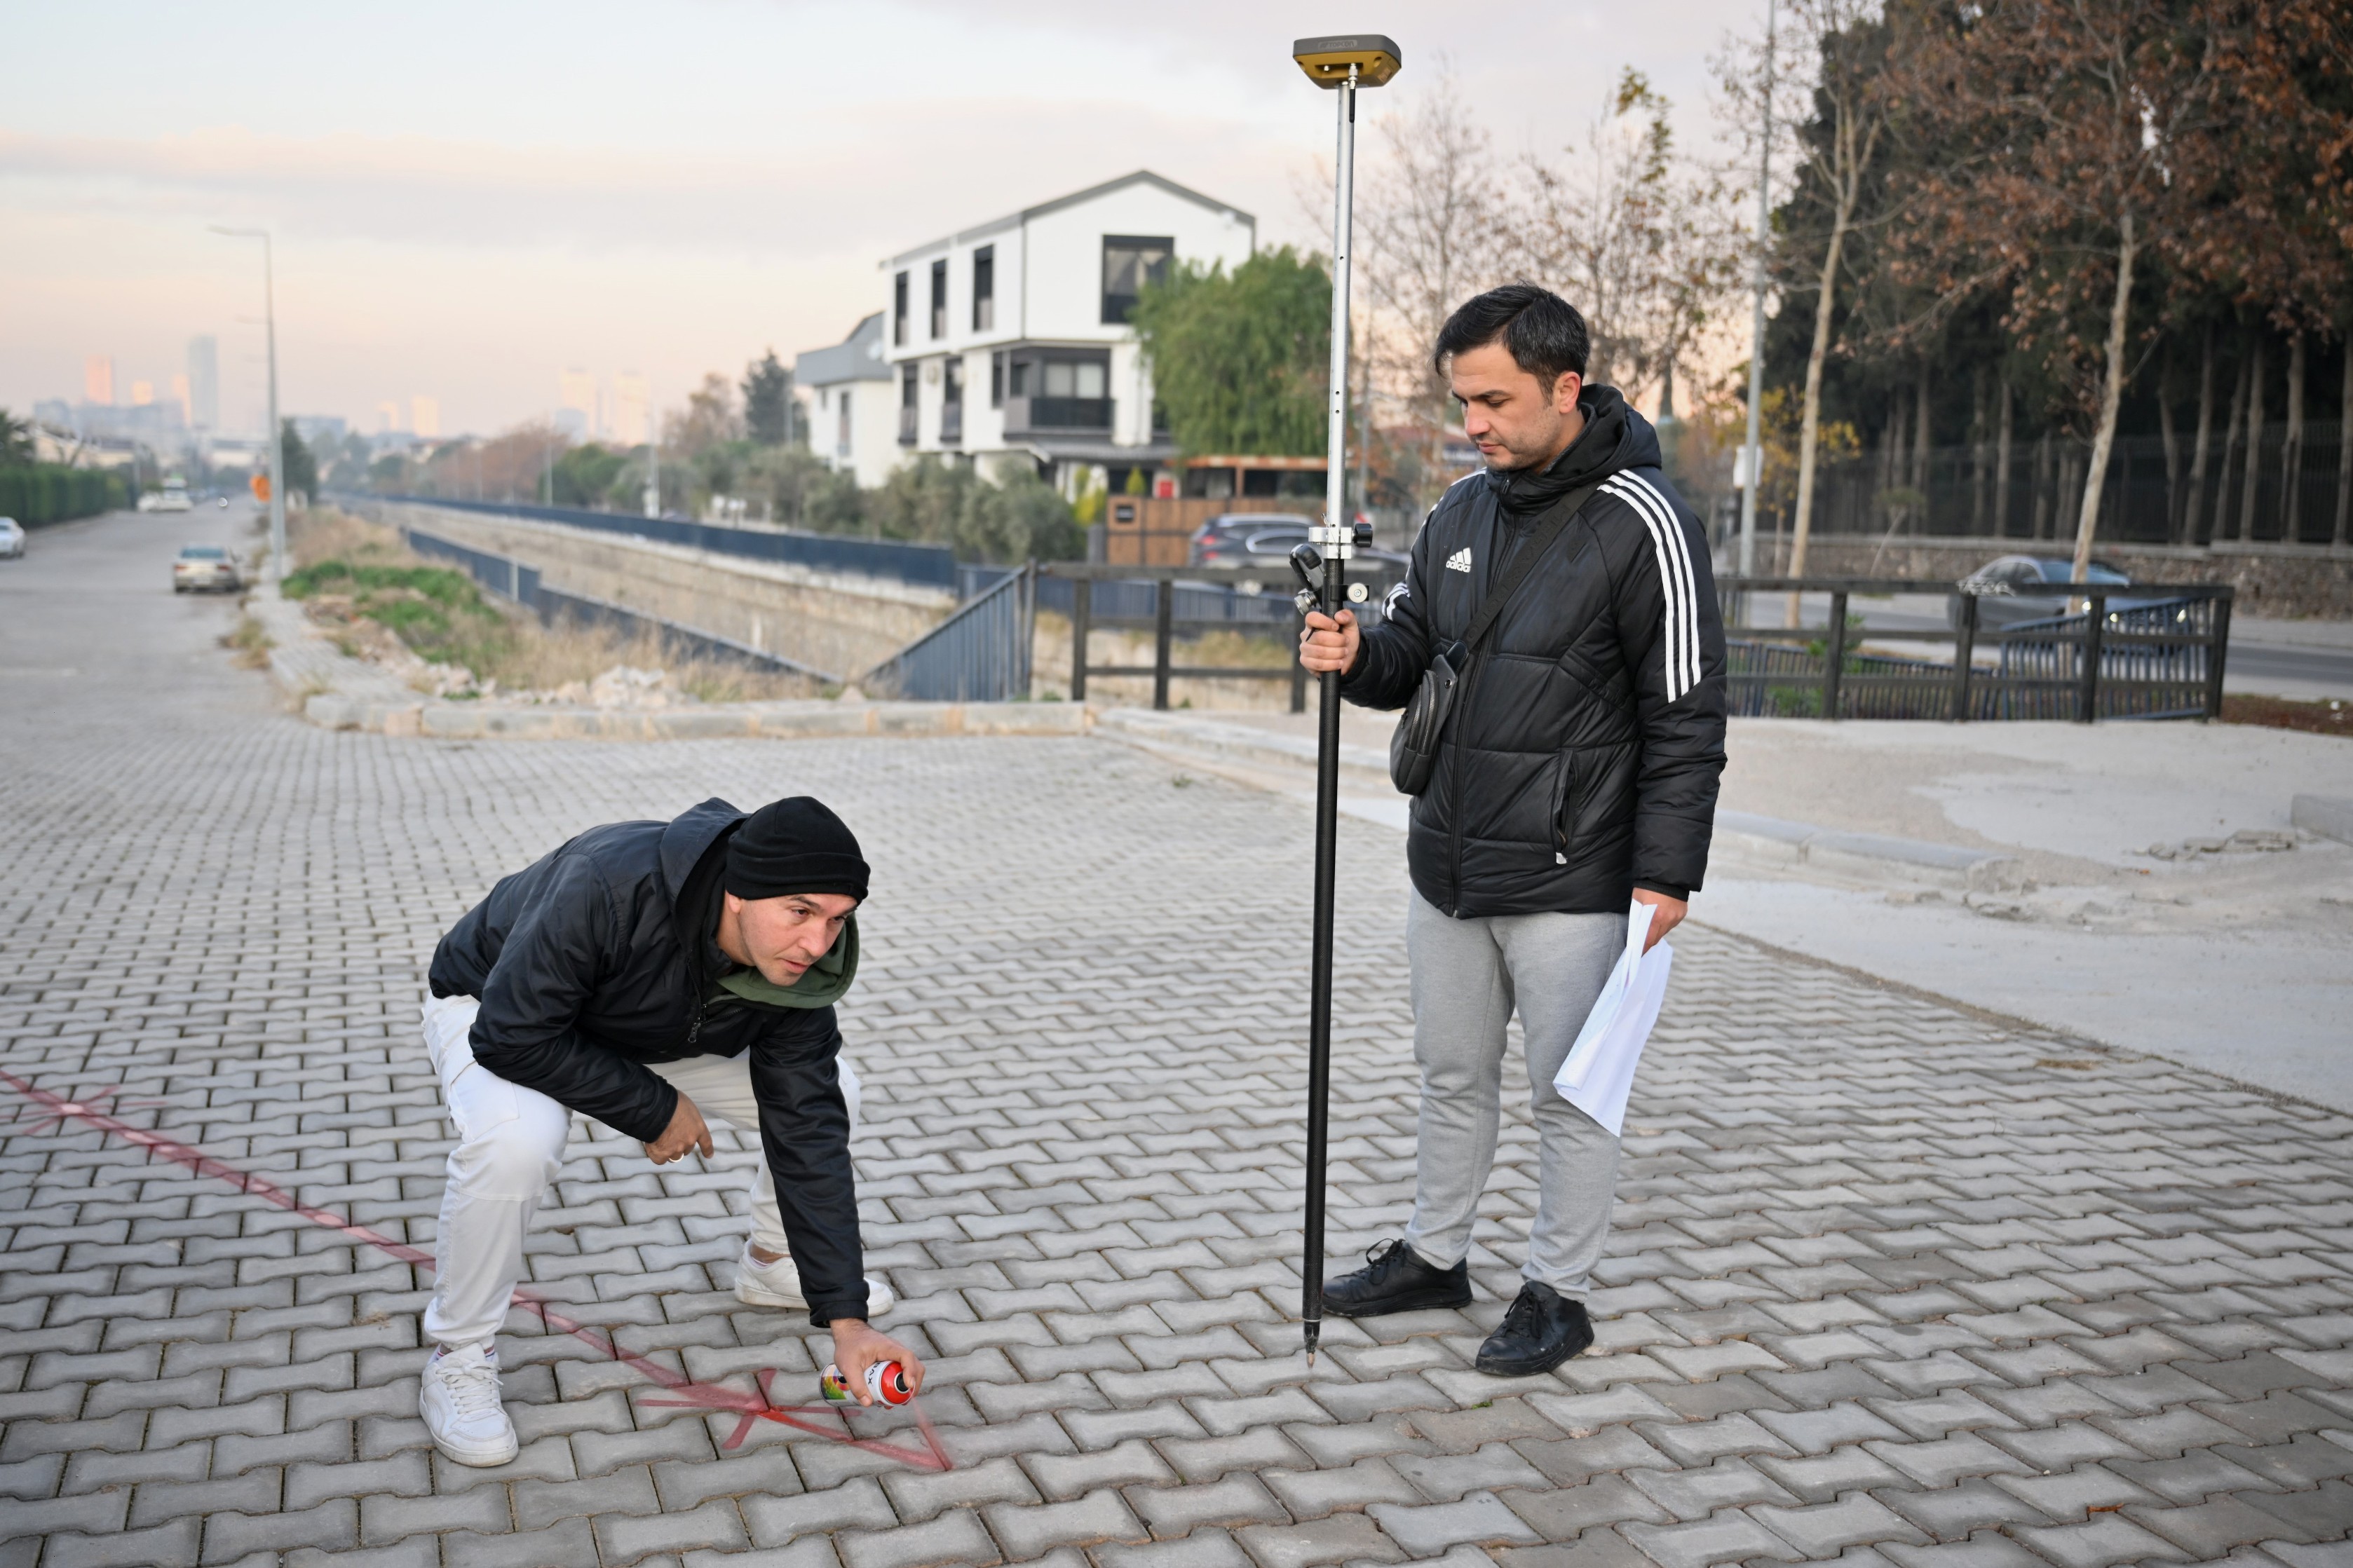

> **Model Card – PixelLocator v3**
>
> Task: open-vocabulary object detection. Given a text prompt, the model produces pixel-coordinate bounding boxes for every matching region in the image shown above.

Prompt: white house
[873,170,1256,494]
[794,312,896,485]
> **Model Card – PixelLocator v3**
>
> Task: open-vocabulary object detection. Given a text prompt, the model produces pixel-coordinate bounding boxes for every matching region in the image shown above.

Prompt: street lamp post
[211,226,284,581]
[1289,32,1402,1366]
[1737,0,1777,618]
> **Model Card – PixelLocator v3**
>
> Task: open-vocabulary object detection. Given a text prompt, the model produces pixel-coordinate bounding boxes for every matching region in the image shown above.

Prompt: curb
[301,693,1089,741]
[1714,810,2026,893]
[1088,707,2027,893]
[1092,709,1396,794]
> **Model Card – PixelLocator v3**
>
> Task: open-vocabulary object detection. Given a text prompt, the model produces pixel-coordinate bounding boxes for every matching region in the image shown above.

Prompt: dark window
[942,357,963,406]
[930,259,947,340]
[990,351,1005,408]
[893,271,908,347]
[1101,235,1173,325]
[1008,359,1029,398]
[972,246,994,332]
[899,364,918,444]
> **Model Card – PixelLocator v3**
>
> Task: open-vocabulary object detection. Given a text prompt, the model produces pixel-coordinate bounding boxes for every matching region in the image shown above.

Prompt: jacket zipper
[1549,754,1575,865]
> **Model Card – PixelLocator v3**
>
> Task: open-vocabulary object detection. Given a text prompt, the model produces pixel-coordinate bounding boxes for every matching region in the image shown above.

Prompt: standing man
[1298,285,1726,1375]
[416,795,917,1466]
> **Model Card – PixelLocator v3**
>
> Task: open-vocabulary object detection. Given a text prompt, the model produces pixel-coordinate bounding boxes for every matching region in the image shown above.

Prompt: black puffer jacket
[428,798,869,1324]
[1343,388,1727,917]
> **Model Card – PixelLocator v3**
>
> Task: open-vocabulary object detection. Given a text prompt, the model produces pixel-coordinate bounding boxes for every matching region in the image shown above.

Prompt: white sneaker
[735,1246,897,1318]
[420,1342,518,1467]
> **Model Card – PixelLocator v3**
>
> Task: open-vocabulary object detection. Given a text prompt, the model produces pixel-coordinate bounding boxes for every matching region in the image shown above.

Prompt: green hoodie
[711,914,860,1011]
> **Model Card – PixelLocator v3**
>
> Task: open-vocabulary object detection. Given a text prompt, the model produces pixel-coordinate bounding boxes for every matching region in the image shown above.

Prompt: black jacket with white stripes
[1341,386,1727,918]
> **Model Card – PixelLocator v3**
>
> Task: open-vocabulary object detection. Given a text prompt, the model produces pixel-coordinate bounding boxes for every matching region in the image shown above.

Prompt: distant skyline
[3,0,1767,442]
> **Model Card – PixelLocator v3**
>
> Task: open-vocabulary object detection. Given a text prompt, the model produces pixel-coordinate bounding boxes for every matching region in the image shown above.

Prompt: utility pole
[644,383,661,519]
[1737,0,1777,622]
[210,226,284,580]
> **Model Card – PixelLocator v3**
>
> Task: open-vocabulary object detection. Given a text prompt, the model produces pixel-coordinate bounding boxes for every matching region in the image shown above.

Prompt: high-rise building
[613,372,650,448]
[376,401,402,435]
[187,336,219,430]
[131,381,155,407]
[171,374,192,422]
[410,395,441,439]
[558,367,598,439]
[85,355,116,406]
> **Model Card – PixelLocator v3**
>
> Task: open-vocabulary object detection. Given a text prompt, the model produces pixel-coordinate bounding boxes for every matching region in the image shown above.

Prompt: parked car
[172,544,243,593]
[1950,554,2169,632]
[1188,512,1409,586]
[0,517,24,559]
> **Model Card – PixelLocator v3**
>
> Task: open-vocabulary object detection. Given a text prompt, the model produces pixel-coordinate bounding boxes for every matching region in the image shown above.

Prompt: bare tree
[1721,0,1892,620]
[1351,73,1512,498]
[1514,71,1747,411]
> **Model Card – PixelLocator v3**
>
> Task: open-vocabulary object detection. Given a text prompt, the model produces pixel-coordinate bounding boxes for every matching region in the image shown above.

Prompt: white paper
[1554,903,1674,1136]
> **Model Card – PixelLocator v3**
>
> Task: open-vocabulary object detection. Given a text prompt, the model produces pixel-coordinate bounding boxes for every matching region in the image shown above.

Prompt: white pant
[419,990,861,1349]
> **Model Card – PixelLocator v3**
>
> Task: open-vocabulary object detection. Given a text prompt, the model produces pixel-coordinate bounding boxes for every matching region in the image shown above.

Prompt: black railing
[1004,396,1113,434]
[865,564,1033,702]
[1717,576,2232,723]
[1041,561,1404,713]
[366,494,957,592]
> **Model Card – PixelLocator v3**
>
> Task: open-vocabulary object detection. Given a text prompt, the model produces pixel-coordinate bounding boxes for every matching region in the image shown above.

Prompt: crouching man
[416,794,920,1466]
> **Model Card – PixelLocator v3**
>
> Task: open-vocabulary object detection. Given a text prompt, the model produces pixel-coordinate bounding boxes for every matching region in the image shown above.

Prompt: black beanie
[725,796,869,902]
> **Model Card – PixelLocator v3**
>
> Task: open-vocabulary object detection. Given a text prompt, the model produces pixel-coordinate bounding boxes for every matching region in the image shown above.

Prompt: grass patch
[222,615,274,669]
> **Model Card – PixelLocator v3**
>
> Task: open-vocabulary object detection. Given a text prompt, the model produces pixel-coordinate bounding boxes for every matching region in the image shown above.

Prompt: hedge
[0,465,129,526]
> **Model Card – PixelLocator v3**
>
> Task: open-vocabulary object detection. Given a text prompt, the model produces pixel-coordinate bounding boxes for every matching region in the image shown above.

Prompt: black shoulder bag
[1388,482,1600,796]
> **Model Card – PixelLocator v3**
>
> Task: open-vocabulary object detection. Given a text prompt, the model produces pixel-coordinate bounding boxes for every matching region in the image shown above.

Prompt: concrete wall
[365,500,954,680]
[1769,536,2353,619]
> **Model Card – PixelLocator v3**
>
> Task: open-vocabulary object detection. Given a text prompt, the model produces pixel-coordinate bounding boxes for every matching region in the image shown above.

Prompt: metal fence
[864,564,1035,702]
[378,494,958,592]
[1038,562,1402,711]
[1718,576,2232,722]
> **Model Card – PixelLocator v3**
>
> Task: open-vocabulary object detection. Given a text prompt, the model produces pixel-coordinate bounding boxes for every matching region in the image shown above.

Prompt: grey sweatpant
[1402,890,1626,1298]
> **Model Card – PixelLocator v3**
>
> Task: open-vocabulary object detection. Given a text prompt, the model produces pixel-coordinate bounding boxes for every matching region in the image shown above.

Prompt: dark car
[1951,554,2170,632]
[1188,512,1409,585]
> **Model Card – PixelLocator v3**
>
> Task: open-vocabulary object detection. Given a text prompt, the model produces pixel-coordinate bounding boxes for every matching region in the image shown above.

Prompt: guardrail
[865,564,1034,702]
[1717,576,2232,722]
[372,494,958,593]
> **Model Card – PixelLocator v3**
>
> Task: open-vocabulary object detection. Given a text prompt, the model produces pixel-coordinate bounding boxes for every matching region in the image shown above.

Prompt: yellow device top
[1291,35,1403,88]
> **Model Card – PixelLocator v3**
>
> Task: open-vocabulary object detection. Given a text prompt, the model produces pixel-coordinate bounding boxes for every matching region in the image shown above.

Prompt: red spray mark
[0,1068,951,1471]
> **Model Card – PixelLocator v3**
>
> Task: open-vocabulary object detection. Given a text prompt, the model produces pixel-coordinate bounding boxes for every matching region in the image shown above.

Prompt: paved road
[6,510,2353,1568]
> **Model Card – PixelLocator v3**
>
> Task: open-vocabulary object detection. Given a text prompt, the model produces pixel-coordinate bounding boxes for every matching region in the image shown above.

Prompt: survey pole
[1290,33,1401,1365]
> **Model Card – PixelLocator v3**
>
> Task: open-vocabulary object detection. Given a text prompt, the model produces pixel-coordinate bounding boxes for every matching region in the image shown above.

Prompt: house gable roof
[889,170,1255,267]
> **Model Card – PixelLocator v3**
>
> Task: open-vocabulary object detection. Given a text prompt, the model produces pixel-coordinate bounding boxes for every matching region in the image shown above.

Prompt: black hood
[1484,385,1658,519]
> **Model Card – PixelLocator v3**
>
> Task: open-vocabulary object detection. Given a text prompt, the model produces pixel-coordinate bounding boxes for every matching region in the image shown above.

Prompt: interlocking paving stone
[4,520,2353,1567]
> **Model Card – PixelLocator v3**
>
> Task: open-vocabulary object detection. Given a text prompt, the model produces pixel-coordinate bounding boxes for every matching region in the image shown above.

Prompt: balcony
[940,404,963,444]
[1003,396,1114,436]
[898,406,917,445]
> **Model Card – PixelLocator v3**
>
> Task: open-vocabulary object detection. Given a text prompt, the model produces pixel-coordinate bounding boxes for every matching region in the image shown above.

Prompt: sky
[1,0,1769,441]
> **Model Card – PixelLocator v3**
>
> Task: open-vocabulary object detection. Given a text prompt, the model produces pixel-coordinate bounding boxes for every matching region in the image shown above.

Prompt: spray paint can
[820,1361,912,1407]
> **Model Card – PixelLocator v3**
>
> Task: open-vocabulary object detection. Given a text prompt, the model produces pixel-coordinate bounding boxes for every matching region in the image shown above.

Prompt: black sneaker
[1321,1239,1472,1318]
[1474,1281,1594,1376]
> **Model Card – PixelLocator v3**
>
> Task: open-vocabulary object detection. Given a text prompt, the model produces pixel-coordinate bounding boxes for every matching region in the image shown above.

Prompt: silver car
[172,544,243,593]
[0,517,22,559]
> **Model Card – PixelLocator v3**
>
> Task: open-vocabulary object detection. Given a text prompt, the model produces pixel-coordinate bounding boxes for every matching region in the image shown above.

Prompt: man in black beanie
[411,795,921,1468]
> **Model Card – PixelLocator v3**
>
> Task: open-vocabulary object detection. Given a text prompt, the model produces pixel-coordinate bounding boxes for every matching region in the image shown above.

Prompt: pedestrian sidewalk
[1095,709,2353,1113]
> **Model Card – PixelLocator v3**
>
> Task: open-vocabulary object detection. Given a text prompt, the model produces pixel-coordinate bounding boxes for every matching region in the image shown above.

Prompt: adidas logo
[1444,548,1473,573]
